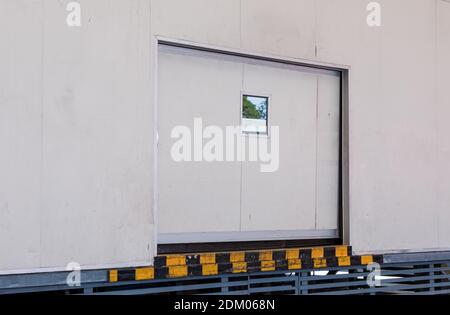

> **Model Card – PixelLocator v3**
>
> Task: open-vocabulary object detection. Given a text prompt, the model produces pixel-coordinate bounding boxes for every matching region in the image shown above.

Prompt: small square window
[242,95,268,134]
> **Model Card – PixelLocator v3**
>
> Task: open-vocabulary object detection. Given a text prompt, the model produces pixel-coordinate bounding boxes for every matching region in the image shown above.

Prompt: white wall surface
[1,0,450,273]
[152,0,450,254]
[437,0,450,249]
[0,0,43,272]
[157,49,243,234]
[1,0,155,273]
[315,0,445,253]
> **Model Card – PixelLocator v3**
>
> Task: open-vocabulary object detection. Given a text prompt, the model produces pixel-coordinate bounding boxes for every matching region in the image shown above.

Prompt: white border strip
[155,35,351,71]
[158,44,341,77]
[158,229,339,244]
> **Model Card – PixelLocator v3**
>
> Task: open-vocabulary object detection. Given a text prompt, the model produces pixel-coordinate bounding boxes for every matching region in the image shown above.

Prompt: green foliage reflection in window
[242,95,268,120]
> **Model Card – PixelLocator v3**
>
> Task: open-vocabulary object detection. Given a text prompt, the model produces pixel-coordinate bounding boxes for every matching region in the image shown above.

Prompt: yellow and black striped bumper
[108,246,383,282]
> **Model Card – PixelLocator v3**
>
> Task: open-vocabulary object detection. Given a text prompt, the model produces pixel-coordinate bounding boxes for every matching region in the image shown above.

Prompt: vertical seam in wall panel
[434,0,440,248]
[38,0,45,269]
[314,76,319,229]
[314,0,318,59]
[239,63,244,232]
[239,0,243,50]
[149,0,158,260]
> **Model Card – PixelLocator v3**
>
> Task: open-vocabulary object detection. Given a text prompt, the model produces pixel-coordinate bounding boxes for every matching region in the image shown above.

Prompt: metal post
[299,271,309,295]
[221,276,229,293]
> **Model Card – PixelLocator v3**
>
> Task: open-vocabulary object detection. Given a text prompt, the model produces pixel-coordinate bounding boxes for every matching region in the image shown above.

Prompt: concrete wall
[1,0,450,273]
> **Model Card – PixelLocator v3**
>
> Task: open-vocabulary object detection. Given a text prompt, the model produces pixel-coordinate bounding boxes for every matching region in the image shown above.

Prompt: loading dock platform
[3,247,450,295]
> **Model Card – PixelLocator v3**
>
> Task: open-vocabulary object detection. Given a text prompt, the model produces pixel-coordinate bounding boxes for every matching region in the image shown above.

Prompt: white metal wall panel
[42,0,154,268]
[151,0,241,48]
[437,0,450,248]
[0,0,155,273]
[316,0,440,253]
[0,0,43,271]
[240,0,316,60]
[157,48,243,234]
[315,73,341,230]
[240,63,318,231]
[40,0,155,268]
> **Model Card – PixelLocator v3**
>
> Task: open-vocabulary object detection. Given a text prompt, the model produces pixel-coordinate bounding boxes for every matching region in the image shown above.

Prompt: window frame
[240,92,271,137]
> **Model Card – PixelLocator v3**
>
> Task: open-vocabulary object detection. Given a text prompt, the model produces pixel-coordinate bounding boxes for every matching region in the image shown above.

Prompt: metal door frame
[152,36,350,254]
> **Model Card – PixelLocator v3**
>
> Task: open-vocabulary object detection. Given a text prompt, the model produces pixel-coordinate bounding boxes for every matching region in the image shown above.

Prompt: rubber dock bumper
[108,245,383,282]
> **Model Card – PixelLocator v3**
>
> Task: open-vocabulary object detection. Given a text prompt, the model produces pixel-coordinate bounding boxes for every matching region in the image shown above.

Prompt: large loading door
[156,43,341,247]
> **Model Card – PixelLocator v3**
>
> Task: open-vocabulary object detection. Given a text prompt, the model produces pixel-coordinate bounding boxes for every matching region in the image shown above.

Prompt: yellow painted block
[230,252,245,263]
[259,251,273,261]
[135,267,154,281]
[109,270,118,282]
[286,249,299,260]
[168,265,188,278]
[200,253,216,265]
[288,258,301,270]
[338,256,351,267]
[312,247,324,259]
[166,255,186,267]
[314,258,327,269]
[335,246,349,257]
[202,264,218,276]
[261,260,276,272]
[361,255,373,265]
[232,262,247,273]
